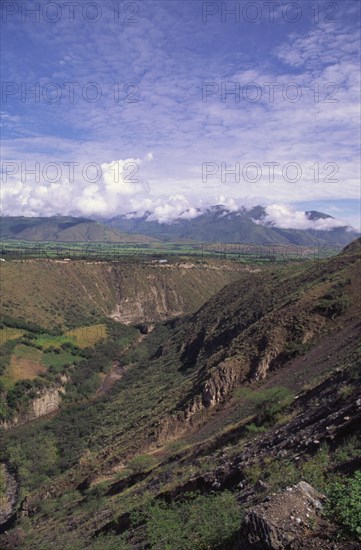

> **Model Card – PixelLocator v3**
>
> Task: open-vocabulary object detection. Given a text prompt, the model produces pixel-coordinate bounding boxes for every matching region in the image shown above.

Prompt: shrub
[314,288,351,319]
[333,435,361,463]
[87,533,131,550]
[245,423,267,434]
[244,458,298,490]
[254,387,293,426]
[6,431,60,492]
[0,338,20,376]
[61,342,71,349]
[338,384,355,400]
[24,333,37,340]
[283,340,309,359]
[301,443,330,491]
[244,462,262,485]
[136,491,240,550]
[326,471,361,540]
[165,439,189,455]
[263,458,298,490]
[237,387,294,427]
[128,454,156,474]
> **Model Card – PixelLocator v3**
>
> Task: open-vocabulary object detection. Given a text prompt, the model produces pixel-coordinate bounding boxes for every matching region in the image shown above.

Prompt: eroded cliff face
[109,263,241,325]
[177,313,326,423]
[0,386,64,431]
[0,260,241,329]
[109,279,184,324]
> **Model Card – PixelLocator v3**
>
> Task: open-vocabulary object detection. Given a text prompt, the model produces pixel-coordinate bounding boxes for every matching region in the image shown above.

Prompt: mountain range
[106,205,359,246]
[0,216,156,243]
[0,207,358,246]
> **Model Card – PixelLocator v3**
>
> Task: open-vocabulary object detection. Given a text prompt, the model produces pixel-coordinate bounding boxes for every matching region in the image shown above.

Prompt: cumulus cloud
[121,193,353,230]
[0,155,354,231]
[145,195,200,224]
[216,195,240,212]
[0,155,151,218]
[259,204,349,230]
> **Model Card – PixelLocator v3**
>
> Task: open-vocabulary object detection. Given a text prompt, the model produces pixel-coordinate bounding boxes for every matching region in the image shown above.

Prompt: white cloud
[260,204,349,230]
[216,195,239,212]
[0,156,151,218]
[146,195,200,223]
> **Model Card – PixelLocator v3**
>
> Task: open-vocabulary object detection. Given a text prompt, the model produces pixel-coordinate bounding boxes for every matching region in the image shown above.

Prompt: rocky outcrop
[0,464,19,532]
[239,481,325,549]
[0,385,65,430]
[202,358,244,408]
[31,387,62,417]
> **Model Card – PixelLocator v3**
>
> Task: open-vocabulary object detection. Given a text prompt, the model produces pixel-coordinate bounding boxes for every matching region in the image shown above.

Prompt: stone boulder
[239,481,325,549]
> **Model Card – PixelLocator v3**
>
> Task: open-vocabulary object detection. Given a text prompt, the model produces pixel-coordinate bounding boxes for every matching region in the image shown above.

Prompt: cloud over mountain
[260,204,350,231]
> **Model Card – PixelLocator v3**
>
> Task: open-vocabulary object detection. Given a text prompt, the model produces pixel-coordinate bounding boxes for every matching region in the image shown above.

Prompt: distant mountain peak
[208,204,226,212]
[247,205,267,221]
[305,210,334,221]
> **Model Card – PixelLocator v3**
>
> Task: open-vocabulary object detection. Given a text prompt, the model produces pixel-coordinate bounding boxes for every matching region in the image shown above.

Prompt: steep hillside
[0,240,360,549]
[0,259,242,330]
[0,216,156,243]
[106,205,359,246]
[164,237,360,419]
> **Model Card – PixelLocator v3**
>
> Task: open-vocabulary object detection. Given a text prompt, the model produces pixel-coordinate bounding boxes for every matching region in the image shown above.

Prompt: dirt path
[95,333,146,397]
[95,361,128,397]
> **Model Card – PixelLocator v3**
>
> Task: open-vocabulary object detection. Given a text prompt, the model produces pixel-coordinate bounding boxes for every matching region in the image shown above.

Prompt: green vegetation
[300,444,331,491]
[244,437,361,496]
[337,384,356,400]
[65,324,107,348]
[0,337,20,378]
[128,454,157,474]
[134,492,240,550]
[6,430,59,494]
[0,320,137,421]
[0,239,323,270]
[0,314,57,334]
[314,284,352,319]
[245,423,267,434]
[0,326,24,345]
[282,340,309,360]
[237,386,294,428]
[326,471,361,540]
[244,458,298,489]
[0,320,138,477]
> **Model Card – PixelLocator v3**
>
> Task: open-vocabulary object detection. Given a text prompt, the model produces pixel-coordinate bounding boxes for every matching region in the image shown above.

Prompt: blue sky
[1,0,360,229]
